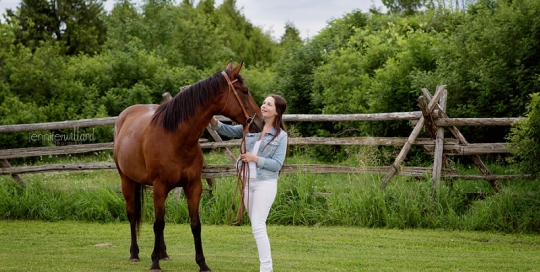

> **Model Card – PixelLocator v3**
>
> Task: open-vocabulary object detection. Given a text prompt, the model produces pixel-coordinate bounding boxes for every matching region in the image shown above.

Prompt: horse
[113,61,264,272]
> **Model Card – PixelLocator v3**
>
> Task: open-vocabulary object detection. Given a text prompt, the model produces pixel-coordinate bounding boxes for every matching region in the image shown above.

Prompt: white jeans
[244,178,277,272]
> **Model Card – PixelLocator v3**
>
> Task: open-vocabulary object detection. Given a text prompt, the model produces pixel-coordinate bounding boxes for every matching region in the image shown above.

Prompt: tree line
[1,0,539,173]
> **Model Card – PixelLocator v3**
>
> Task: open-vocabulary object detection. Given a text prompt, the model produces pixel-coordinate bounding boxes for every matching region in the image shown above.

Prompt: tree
[214,0,278,67]
[6,0,107,55]
[382,0,431,15]
[280,21,302,46]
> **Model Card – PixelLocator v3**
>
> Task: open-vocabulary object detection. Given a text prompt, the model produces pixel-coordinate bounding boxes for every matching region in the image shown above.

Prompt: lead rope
[220,71,258,224]
[227,123,252,225]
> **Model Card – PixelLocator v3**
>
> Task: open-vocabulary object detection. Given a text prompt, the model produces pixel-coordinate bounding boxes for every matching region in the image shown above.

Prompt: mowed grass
[0,220,539,271]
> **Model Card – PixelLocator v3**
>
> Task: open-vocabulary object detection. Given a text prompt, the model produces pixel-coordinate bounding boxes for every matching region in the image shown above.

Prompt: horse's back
[114,104,159,184]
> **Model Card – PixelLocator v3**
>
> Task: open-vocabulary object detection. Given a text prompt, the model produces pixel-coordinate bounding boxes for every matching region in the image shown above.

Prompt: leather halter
[220,71,258,225]
[220,71,256,126]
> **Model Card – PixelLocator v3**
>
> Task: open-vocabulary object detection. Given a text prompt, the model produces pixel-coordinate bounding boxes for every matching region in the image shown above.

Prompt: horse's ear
[226,61,233,70]
[231,61,244,77]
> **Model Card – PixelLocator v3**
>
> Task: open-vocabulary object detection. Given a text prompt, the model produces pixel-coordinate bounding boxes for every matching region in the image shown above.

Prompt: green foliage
[240,66,277,105]
[0,0,282,149]
[214,0,279,67]
[274,42,319,115]
[5,0,107,55]
[413,0,540,142]
[5,41,67,104]
[107,0,226,69]
[0,95,44,149]
[272,0,540,146]
[275,10,370,117]
[69,41,205,116]
[507,93,540,176]
[2,0,540,164]
[313,14,440,138]
[105,0,278,69]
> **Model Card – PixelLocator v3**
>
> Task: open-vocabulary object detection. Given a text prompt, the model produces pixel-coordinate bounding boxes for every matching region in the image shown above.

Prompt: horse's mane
[151,70,228,132]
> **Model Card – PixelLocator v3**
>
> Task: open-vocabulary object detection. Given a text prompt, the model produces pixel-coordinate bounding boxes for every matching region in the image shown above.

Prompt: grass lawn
[0,220,539,271]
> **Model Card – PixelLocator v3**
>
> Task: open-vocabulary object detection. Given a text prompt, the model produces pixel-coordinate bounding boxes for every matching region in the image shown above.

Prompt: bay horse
[113,61,263,272]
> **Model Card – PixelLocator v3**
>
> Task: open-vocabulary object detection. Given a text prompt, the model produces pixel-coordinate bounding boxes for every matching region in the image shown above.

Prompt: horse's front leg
[159,231,170,261]
[186,182,211,272]
[150,185,169,272]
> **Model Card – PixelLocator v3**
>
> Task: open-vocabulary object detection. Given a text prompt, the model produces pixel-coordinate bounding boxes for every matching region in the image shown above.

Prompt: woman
[210,94,287,272]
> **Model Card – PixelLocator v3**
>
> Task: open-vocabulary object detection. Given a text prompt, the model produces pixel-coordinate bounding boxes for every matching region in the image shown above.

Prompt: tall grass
[1,149,539,233]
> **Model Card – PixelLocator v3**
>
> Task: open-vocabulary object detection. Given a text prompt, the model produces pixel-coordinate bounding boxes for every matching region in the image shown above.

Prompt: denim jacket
[211,120,288,180]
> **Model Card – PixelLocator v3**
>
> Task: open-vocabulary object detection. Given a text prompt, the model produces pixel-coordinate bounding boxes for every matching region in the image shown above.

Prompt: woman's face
[261,96,278,120]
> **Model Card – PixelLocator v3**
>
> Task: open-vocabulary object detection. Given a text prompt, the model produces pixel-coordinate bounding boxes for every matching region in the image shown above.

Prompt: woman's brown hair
[262,94,287,149]
[269,94,287,137]
[267,94,288,175]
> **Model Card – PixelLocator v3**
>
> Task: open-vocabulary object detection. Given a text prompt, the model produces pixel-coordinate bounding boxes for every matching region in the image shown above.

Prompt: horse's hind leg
[185,182,211,272]
[120,173,141,262]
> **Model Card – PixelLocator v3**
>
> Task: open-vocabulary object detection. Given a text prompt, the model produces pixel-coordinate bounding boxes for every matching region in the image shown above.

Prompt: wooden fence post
[418,86,448,195]
[381,86,446,189]
[432,88,447,196]
[421,89,502,192]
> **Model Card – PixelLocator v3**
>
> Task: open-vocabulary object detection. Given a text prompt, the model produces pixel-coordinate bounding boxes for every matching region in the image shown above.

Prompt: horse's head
[219,61,264,133]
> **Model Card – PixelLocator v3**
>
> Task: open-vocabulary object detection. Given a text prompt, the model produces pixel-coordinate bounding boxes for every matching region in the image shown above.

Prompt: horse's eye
[243,88,249,95]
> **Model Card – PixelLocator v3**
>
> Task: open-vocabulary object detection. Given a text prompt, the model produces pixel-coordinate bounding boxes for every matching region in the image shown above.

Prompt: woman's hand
[210,116,218,126]
[240,152,259,163]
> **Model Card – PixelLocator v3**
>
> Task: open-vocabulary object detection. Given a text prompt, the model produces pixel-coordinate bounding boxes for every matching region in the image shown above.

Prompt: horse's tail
[135,183,145,237]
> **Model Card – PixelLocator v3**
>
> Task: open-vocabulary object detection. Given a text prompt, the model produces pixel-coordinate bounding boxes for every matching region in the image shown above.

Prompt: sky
[0,0,385,39]
[216,0,385,39]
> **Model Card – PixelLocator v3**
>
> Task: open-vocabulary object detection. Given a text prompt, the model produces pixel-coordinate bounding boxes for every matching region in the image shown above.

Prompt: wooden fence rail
[0,162,529,181]
[0,89,525,191]
[0,137,510,160]
[0,113,520,133]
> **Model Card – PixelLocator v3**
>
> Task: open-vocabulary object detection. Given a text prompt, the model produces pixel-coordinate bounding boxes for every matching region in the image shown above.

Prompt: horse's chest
[162,154,203,181]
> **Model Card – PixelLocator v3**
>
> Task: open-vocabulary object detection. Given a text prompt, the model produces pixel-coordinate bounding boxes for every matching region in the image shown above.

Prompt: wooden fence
[0,87,525,192]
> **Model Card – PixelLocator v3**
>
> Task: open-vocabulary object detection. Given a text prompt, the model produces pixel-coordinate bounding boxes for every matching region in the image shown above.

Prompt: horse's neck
[172,112,214,143]
[168,95,223,144]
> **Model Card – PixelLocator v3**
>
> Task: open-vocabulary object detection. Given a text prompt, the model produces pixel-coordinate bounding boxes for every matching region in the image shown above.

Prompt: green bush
[507,92,540,176]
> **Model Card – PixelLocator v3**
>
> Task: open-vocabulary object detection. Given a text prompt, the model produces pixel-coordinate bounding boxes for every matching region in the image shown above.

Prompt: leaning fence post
[1,159,26,187]
[381,86,445,189]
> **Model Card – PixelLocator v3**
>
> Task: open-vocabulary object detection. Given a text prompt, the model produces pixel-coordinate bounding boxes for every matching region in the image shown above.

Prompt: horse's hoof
[149,270,161,272]
[200,265,211,272]
[160,257,170,261]
[129,258,140,262]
